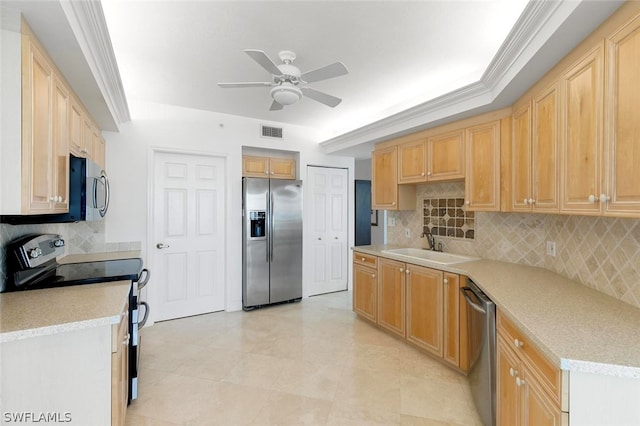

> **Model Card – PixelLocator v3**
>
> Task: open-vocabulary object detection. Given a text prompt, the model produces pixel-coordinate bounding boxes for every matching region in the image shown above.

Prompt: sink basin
[381,248,479,265]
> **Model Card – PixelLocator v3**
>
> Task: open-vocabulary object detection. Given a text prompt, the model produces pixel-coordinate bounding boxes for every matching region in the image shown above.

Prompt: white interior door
[308,166,348,296]
[152,151,226,321]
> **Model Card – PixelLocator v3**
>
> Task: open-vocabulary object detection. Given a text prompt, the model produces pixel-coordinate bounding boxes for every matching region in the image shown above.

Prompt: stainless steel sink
[381,248,479,265]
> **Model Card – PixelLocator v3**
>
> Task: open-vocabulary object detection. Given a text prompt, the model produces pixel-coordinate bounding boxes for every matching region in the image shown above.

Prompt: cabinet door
[427,130,465,181]
[521,368,562,426]
[406,265,443,356]
[512,103,532,212]
[52,76,70,212]
[372,146,398,209]
[269,157,296,179]
[69,97,85,157]
[443,272,460,367]
[242,155,269,178]
[560,44,604,214]
[82,118,94,160]
[465,120,501,211]
[532,83,559,212]
[92,130,106,170]
[497,337,521,426]
[111,308,129,426]
[377,258,405,337]
[353,263,377,323]
[22,35,54,213]
[398,139,427,183]
[605,14,640,216]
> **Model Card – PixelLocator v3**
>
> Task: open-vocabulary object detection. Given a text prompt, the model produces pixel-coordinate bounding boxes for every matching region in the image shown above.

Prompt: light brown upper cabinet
[69,97,85,158]
[512,83,559,213]
[397,132,465,184]
[465,120,501,211]
[372,146,416,210]
[21,27,69,214]
[427,130,465,182]
[559,44,604,215]
[242,155,296,179]
[604,13,640,216]
[93,129,106,170]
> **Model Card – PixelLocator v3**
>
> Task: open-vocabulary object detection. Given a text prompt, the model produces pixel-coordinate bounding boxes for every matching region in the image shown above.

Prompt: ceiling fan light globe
[270,84,302,106]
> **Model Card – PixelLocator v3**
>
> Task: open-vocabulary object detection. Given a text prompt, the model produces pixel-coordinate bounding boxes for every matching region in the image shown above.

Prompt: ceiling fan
[218,49,348,111]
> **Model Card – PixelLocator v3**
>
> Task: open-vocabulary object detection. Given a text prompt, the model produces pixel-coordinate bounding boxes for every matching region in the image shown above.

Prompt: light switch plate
[546,241,556,257]
[388,217,396,226]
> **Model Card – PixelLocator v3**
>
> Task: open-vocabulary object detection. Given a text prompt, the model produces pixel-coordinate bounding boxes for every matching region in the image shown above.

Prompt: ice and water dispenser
[249,211,266,238]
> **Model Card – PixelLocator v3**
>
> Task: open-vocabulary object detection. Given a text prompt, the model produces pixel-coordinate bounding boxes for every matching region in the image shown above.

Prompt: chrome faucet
[421,231,443,252]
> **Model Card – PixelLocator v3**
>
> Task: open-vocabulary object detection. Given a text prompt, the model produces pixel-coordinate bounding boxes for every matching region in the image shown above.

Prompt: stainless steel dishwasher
[461,279,496,426]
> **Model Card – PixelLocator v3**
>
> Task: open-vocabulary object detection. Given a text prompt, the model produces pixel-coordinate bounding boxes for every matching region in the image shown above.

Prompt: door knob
[156,243,170,249]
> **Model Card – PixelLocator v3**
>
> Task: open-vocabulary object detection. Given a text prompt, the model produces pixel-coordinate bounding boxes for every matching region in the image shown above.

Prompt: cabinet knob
[371,274,376,278]
[123,333,130,346]
[392,202,396,206]
[443,278,448,284]
[361,257,365,261]
[523,198,528,205]
[399,268,404,273]
[271,171,274,175]
[514,338,524,348]
[529,198,536,204]
[599,193,611,203]
[509,367,518,377]
[49,196,56,202]
[405,269,410,275]
[427,171,432,176]
[516,377,525,387]
[465,200,471,206]
[421,172,425,176]
[588,194,597,204]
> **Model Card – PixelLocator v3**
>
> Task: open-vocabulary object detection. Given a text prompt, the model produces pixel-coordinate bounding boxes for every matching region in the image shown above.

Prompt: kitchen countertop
[0,281,131,343]
[353,244,640,379]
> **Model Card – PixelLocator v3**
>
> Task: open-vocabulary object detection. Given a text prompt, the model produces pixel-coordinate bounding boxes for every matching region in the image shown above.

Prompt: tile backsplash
[388,181,640,310]
[0,221,141,287]
[423,197,474,240]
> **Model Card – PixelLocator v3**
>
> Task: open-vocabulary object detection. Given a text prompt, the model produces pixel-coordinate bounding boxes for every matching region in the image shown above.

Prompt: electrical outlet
[405,228,411,238]
[546,241,556,257]
[388,217,396,227]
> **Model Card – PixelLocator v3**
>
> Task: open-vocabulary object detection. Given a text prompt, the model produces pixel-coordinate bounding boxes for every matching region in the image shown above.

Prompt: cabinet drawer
[353,252,377,268]
[497,311,562,406]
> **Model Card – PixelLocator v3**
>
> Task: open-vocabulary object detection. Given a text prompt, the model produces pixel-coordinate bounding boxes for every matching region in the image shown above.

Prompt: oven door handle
[138,301,150,329]
[137,268,150,290]
[461,286,486,314]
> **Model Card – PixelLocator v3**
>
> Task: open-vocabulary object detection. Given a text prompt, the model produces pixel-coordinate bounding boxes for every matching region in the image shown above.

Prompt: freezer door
[269,179,303,303]
[243,178,270,307]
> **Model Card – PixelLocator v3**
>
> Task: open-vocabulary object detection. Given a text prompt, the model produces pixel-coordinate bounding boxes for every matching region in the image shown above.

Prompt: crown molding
[59,0,130,127]
[320,0,584,154]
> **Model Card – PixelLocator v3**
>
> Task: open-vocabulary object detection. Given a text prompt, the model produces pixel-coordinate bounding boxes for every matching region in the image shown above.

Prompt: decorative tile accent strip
[423,198,474,240]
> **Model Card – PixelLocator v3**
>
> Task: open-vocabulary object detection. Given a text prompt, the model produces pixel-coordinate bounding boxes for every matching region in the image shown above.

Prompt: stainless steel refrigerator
[242,177,303,310]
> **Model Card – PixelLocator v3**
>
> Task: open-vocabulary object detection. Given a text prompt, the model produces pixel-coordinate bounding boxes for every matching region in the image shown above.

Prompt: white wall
[104,100,354,316]
[354,158,385,245]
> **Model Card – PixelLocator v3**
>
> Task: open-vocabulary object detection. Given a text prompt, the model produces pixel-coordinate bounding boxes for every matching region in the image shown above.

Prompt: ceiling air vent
[261,125,283,139]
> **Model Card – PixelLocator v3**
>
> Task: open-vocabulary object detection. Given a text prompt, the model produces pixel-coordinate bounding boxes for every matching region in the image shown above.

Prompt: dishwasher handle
[461,286,487,314]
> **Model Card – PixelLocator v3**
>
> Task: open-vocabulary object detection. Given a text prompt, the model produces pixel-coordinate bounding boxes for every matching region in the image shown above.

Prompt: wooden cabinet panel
[69,98,85,157]
[427,130,465,181]
[372,146,398,209]
[522,368,563,426]
[398,139,427,183]
[377,258,406,337]
[83,118,93,160]
[605,14,640,215]
[353,251,377,269]
[243,155,269,177]
[52,76,70,212]
[406,265,443,356]
[532,83,559,212]
[93,130,106,170]
[560,44,604,214]
[353,263,378,323]
[465,120,501,211]
[443,272,460,367]
[111,305,129,426]
[512,103,532,211]
[498,336,521,426]
[269,157,296,179]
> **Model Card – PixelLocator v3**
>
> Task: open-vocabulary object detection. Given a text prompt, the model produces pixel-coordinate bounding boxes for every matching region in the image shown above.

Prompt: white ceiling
[101,0,528,138]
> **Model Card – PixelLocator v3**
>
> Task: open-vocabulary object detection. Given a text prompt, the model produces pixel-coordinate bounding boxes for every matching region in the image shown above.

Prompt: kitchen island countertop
[353,244,640,379]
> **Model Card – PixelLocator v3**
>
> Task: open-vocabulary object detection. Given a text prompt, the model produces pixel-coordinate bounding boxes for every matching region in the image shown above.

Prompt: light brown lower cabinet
[352,253,466,371]
[497,311,568,426]
[111,303,129,426]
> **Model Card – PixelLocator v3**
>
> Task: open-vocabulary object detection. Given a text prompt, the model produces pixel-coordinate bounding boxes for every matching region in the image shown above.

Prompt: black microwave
[1,155,109,224]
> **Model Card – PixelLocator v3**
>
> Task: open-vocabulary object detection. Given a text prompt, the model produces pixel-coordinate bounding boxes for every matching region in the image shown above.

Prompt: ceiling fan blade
[301,87,342,108]
[269,100,284,111]
[300,62,348,83]
[245,49,282,76]
[217,82,273,88]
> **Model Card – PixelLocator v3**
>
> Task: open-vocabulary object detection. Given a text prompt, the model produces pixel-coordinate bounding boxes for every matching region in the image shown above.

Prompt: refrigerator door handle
[270,192,274,262]
[266,193,270,263]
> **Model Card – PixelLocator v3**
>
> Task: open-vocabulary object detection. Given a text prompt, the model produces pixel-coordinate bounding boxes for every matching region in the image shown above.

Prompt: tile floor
[125,291,482,425]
